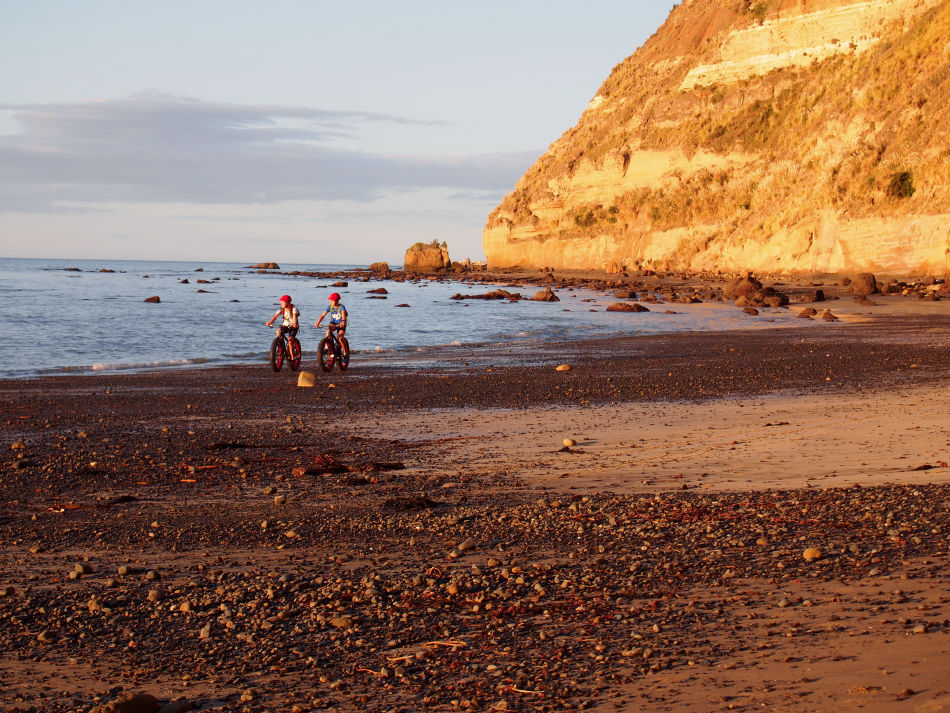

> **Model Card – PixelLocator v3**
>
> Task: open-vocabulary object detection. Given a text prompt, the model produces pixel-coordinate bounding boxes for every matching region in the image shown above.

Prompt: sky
[0,1,677,264]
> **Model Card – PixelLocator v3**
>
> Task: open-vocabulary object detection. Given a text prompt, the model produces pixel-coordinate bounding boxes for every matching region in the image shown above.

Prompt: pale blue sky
[0,1,676,264]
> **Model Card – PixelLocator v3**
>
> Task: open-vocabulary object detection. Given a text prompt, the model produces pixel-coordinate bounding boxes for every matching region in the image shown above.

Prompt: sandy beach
[1,291,949,713]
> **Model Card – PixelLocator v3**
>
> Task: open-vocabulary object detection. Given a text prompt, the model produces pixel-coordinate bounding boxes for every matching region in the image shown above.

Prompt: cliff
[484,0,950,276]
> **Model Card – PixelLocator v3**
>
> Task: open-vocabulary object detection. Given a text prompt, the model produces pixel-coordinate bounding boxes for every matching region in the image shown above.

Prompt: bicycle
[317,325,349,372]
[269,328,302,372]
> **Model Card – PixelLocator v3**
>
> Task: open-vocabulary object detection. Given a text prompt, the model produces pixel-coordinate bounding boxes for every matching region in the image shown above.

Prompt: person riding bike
[265,295,300,347]
[314,292,348,357]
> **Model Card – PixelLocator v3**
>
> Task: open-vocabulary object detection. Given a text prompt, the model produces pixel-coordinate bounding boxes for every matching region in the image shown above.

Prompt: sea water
[0,257,815,379]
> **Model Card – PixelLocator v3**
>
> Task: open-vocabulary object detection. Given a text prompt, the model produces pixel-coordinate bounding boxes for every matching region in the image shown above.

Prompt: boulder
[754,288,789,307]
[614,290,636,299]
[849,273,878,296]
[798,289,825,303]
[531,287,560,302]
[798,307,817,318]
[367,287,388,294]
[723,273,762,298]
[144,296,161,303]
[368,262,389,273]
[404,240,451,272]
[743,306,759,315]
[249,262,279,269]
[330,281,348,287]
[606,302,649,312]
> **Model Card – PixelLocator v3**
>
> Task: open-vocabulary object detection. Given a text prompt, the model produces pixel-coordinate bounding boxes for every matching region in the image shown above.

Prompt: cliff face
[484,0,950,276]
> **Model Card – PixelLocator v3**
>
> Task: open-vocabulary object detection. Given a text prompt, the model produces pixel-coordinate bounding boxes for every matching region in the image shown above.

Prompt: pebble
[803,547,822,561]
[563,438,577,447]
[555,364,572,372]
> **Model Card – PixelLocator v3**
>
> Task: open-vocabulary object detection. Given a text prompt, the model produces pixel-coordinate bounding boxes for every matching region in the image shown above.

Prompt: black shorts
[278,325,299,338]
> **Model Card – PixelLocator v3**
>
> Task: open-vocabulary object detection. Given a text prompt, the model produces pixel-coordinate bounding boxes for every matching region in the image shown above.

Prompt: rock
[803,547,822,561]
[563,438,577,447]
[368,262,389,273]
[404,240,451,272]
[367,287,388,294]
[330,280,348,287]
[754,287,790,307]
[11,439,26,450]
[724,274,762,298]
[274,495,286,505]
[297,371,317,388]
[798,289,825,302]
[531,286,560,302]
[855,295,877,306]
[199,623,212,639]
[615,289,636,299]
[821,309,838,321]
[92,693,161,713]
[249,262,279,269]
[849,273,878,296]
[451,289,522,301]
[37,629,56,643]
[606,302,649,312]
[458,538,477,552]
[798,307,817,318]
[144,296,161,303]
[743,307,759,315]
[555,364,572,372]
[330,616,353,629]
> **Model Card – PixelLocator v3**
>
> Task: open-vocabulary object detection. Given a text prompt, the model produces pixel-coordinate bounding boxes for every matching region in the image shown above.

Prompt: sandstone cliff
[484,0,950,276]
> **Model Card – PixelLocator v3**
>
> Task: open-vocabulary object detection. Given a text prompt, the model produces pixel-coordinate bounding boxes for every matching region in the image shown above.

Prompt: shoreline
[2,311,949,712]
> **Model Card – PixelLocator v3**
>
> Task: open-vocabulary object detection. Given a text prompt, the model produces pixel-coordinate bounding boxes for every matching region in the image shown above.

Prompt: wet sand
[1,305,949,712]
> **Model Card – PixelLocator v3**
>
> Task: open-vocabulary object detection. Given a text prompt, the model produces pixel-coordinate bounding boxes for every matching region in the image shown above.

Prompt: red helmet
[328,293,340,301]
[279,295,291,303]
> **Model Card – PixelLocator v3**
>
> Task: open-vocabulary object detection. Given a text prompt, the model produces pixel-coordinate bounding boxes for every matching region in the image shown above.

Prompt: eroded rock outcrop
[404,241,451,272]
[484,0,950,276]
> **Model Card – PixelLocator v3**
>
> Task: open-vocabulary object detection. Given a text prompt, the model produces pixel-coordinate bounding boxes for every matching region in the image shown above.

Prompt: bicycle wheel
[317,338,333,372]
[338,337,350,371]
[288,337,302,371]
[270,337,284,371]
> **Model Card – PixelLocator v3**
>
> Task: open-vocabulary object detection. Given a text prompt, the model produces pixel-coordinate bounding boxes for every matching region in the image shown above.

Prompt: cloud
[0,94,535,211]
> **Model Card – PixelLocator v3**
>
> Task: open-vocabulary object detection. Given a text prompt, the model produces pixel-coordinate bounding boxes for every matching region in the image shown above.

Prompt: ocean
[0,257,816,379]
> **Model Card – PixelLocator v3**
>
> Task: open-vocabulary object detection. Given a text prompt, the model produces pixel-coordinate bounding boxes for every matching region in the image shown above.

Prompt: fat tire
[270,338,284,371]
[317,338,333,372]
[288,338,302,371]
[338,337,350,371]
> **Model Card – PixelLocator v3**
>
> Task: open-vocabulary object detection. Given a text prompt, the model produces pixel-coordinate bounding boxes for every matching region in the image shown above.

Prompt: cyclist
[265,295,300,350]
[314,292,348,357]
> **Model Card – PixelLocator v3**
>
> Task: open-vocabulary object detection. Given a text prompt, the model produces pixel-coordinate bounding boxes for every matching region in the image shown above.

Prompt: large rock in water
[249,262,279,269]
[404,241,450,272]
[531,286,560,302]
[482,0,950,275]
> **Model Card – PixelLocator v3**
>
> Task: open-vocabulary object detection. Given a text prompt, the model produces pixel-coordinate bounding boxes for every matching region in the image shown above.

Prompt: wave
[34,357,214,376]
